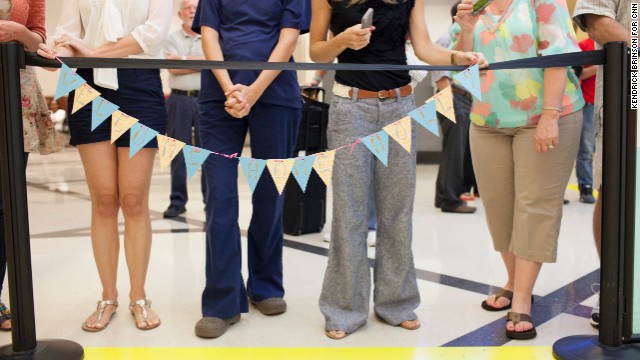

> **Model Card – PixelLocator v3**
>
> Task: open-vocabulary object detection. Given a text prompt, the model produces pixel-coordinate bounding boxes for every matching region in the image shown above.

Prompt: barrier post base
[0,340,83,360]
[553,335,640,359]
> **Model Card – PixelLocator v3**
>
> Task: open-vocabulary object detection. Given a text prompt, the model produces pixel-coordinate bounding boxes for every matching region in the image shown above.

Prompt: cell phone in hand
[471,0,494,16]
[361,8,374,29]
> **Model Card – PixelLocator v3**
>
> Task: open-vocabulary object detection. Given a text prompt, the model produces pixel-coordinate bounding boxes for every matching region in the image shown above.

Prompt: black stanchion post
[0,42,83,359]
[552,42,640,359]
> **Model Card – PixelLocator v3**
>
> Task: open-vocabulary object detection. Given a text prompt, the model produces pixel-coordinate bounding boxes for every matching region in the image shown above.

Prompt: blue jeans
[576,103,595,188]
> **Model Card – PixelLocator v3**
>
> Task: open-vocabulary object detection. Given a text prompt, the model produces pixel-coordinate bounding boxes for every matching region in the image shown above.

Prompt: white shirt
[54,0,172,89]
[165,28,202,91]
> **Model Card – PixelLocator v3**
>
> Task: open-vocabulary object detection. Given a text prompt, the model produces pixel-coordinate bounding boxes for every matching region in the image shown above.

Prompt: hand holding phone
[361,8,374,29]
[471,0,494,16]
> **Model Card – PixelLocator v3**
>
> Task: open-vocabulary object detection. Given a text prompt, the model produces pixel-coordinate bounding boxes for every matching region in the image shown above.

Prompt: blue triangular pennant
[453,64,482,100]
[408,101,439,137]
[239,157,267,193]
[54,64,86,100]
[183,145,211,180]
[291,156,316,192]
[91,97,119,131]
[128,123,159,158]
[362,131,390,167]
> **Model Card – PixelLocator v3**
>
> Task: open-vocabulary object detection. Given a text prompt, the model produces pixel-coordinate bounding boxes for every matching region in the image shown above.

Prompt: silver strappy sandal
[129,299,161,330]
[82,300,118,332]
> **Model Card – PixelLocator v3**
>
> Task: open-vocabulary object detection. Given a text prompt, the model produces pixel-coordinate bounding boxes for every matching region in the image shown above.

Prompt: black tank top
[329,0,414,91]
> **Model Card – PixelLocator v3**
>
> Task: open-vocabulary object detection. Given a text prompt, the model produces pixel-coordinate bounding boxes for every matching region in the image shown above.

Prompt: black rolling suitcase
[283,87,329,236]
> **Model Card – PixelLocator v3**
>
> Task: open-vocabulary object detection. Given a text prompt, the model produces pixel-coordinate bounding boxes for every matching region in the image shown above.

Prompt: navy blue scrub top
[193,0,310,109]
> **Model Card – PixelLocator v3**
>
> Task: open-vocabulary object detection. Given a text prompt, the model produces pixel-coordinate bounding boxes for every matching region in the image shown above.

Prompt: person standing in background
[432,1,476,214]
[574,37,597,204]
[163,0,208,219]
[0,0,62,332]
[573,0,632,329]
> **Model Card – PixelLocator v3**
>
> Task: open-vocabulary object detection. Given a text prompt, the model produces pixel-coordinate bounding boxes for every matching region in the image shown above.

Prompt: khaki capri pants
[470,111,582,263]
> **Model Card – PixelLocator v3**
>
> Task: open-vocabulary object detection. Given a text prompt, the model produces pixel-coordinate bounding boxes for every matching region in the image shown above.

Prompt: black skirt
[68,68,167,148]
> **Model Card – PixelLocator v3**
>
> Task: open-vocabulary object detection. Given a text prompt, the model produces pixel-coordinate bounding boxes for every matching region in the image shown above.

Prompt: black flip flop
[481,288,513,311]
[505,312,537,340]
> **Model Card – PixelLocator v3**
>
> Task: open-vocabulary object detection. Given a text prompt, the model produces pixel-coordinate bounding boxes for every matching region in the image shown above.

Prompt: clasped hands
[224,84,257,118]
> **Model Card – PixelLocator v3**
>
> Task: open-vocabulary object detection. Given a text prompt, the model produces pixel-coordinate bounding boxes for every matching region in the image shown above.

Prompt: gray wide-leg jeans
[319,91,420,333]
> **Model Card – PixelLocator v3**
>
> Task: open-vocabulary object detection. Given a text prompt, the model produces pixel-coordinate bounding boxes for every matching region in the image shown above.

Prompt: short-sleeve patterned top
[451,0,584,129]
[192,0,310,109]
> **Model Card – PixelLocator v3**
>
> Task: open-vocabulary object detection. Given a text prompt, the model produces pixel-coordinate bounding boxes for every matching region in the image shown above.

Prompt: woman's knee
[120,193,148,217]
[93,194,120,218]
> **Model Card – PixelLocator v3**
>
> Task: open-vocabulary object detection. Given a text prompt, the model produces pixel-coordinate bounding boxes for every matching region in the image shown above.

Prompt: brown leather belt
[450,85,472,99]
[348,84,412,99]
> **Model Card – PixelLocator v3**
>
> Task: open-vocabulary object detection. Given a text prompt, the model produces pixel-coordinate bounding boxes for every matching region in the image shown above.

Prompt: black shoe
[580,185,596,204]
[442,204,477,214]
[163,205,186,218]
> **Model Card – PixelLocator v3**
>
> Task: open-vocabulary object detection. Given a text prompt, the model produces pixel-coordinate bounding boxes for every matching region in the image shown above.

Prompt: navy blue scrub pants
[166,93,206,207]
[199,100,300,318]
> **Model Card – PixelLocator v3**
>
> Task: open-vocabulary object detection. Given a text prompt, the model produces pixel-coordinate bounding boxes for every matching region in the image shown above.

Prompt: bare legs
[484,251,541,333]
[79,142,159,330]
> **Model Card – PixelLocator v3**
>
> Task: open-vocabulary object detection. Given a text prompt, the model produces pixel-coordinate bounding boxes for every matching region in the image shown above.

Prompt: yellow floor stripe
[85,346,555,360]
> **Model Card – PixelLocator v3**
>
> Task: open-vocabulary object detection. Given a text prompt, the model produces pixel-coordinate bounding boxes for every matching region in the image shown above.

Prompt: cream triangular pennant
[429,86,456,123]
[266,159,295,195]
[72,84,101,114]
[110,110,138,143]
[383,116,412,153]
[157,134,186,170]
[312,150,336,186]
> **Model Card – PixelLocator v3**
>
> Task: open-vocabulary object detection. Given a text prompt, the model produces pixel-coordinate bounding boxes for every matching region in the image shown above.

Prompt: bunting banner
[157,135,186,170]
[71,83,101,114]
[239,157,267,193]
[383,116,412,153]
[267,159,296,195]
[110,110,138,143]
[54,59,483,196]
[91,96,119,131]
[54,63,86,100]
[453,64,482,100]
[129,122,159,158]
[408,101,439,137]
[430,86,456,123]
[291,155,316,192]
[362,131,390,167]
[312,150,336,187]
[183,145,211,180]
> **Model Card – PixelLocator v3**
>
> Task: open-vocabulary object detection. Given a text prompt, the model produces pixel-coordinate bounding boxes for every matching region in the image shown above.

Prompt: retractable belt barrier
[0,44,631,360]
[24,49,605,71]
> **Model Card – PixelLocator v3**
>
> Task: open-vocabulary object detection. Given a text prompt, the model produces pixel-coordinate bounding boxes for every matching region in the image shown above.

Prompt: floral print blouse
[451,0,584,128]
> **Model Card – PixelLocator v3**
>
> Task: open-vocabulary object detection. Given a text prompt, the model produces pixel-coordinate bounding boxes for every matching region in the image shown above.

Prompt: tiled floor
[0,146,600,359]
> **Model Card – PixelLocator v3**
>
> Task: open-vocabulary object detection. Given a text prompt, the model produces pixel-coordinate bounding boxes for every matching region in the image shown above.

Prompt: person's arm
[225,27,301,109]
[309,0,372,63]
[409,0,485,67]
[200,26,234,93]
[307,69,328,86]
[579,65,597,81]
[166,54,206,75]
[534,68,566,153]
[452,0,482,53]
[584,14,630,46]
